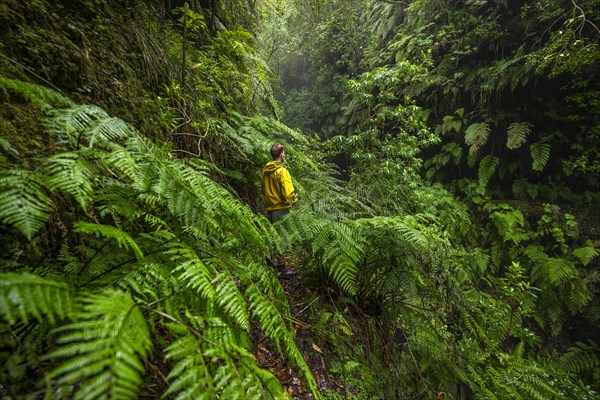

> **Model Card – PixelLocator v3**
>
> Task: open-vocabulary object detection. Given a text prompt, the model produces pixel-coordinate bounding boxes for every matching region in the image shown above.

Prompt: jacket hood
[263,161,283,175]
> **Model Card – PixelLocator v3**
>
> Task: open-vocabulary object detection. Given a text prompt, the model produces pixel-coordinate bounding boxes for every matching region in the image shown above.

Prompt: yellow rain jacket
[262,161,298,211]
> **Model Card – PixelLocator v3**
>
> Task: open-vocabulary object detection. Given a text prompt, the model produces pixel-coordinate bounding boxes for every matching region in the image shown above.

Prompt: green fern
[560,340,600,375]
[0,169,54,240]
[322,221,362,295]
[478,155,500,188]
[44,152,97,210]
[0,272,75,324]
[489,206,528,244]
[117,259,180,303]
[246,283,319,396]
[573,244,599,266]
[164,322,285,400]
[0,76,73,110]
[45,105,133,148]
[530,141,551,171]
[47,289,152,400]
[170,242,218,300]
[214,272,251,331]
[0,63,322,400]
[465,122,491,155]
[532,254,579,287]
[506,122,531,150]
[74,221,144,259]
[0,136,19,157]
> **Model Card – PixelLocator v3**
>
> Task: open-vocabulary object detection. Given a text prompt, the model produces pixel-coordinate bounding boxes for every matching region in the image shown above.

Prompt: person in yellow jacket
[262,142,298,223]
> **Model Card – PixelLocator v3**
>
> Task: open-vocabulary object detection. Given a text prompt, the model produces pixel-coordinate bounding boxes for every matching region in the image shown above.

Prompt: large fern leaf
[506,122,531,150]
[246,283,319,396]
[73,221,143,259]
[0,75,74,110]
[0,272,75,324]
[44,152,97,210]
[0,169,54,240]
[560,341,600,375]
[530,141,551,171]
[45,105,133,147]
[465,122,491,155]
[214,272,250,331]
[47,289,151,400]
[164,323,284,400]
[170,243,218,300]
[572,244,598,266]
[323,222,361,295]
[478,155,500,188]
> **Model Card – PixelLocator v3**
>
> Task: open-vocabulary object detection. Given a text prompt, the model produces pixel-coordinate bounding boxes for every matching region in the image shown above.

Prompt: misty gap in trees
[0,0,599,399]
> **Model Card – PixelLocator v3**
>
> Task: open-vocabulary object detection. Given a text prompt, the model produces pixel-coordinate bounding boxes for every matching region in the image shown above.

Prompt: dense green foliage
[1,0,599,399]
[263,0,600,398]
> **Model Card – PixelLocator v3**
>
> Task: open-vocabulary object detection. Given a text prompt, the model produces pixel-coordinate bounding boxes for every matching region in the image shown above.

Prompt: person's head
[270,142,285,162]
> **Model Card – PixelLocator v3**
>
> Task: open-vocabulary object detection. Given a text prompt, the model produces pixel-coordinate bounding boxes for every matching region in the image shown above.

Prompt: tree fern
[0,169,54,240]
[0,272,75,324]
[47,289,151,400]
[465,122,491,155]
[530,141,551,171]
[506,122,531,150]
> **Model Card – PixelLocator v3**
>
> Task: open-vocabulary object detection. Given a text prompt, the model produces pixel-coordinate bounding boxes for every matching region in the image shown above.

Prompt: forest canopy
[0,0,599,399]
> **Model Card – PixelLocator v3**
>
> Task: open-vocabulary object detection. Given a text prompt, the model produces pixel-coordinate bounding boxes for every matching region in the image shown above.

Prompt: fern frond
[45,105,133,147]
[490,207,526,243]
[164,322,284,400]
[573,245,599,266]
[214,272,250,331]
[465,122,491,155]
[0,272,75,324]
[0,76,74,110]
[0,136,19,157]
[44,152,97,210]
[246,283,319,396]
[118,262,180,303]
[565,278,591,313]
[531,255,578,286]
[0,169,54,240]
[530,141,551,171]
[323,222,361,295]
[102,143,143,184]
[506,122,531,150]
[478,156,500,188]
[560,340,600,374]
[73,222,143,259]
[47,289,151,400]
[163,330,219,399]
[170,243,218,300]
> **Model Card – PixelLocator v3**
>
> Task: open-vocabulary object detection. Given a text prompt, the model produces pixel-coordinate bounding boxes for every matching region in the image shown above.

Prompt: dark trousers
[267,209,289,223]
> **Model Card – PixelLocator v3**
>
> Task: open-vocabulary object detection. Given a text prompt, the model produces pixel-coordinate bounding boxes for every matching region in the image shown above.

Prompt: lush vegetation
[1,0,599,399]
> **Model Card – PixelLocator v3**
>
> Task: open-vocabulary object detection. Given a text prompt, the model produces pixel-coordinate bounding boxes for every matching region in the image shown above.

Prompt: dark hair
[270,142,284,160]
